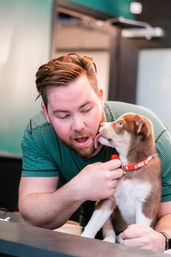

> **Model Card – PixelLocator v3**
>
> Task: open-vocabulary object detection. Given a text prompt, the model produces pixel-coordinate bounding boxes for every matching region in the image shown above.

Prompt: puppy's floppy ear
[135,120,143,134]
[134,115,149,139]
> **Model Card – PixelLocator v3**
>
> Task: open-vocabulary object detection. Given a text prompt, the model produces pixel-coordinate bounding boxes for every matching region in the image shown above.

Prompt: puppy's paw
[117,233,124,244]
[81,231,95,238]
[103,235,115,243]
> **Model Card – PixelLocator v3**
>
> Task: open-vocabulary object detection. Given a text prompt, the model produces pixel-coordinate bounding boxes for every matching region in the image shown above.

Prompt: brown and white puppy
[81,113,161,243]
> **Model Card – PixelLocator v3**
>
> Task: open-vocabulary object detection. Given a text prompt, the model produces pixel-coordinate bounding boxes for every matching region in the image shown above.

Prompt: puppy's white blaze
[111,130,132,164]
[115,179,152,225]
[99,125,132,163]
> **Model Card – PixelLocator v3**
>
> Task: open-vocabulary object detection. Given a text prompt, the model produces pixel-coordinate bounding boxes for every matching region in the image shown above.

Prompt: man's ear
[41,103,50,123]
[98,89,103,100]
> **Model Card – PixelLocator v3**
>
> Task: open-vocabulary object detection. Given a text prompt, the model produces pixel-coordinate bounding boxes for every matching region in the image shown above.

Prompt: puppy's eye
[117,121,123,128]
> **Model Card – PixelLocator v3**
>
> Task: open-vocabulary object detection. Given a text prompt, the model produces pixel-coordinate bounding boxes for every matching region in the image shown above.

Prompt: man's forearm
[19,180,84,229]
[155,213,171,236]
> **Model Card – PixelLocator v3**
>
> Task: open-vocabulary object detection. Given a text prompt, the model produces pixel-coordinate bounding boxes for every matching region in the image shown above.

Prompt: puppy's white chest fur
[115,177,152,225]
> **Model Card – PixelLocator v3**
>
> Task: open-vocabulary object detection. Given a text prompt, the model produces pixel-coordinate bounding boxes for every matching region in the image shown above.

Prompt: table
[0,218,168,257]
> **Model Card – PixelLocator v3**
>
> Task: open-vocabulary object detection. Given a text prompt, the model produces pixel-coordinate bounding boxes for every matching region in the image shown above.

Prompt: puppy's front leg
[136,202,152,226]
[103,218,116,243]
[117,202,152,245]
[81,197,115,239]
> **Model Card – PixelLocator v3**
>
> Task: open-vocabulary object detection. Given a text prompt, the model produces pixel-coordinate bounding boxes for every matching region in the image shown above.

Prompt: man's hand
[120,224,165,252]
[71,159,124,201]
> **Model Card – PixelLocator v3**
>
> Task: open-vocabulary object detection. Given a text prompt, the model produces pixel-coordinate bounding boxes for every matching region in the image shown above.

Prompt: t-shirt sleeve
[21,123,59,177]
[156,130,171,202]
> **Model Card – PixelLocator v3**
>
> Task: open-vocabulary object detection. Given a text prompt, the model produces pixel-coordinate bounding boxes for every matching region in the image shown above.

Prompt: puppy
[81,113,161,243]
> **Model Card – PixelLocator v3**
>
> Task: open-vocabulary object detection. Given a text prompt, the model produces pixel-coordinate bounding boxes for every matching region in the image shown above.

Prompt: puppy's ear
[135,120,143,134]
[134,115,149,139]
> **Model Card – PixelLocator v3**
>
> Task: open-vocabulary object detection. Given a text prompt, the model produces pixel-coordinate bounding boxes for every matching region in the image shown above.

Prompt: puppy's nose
[100,122,105,126]
[99,123,108,133]
[100,122,110,129]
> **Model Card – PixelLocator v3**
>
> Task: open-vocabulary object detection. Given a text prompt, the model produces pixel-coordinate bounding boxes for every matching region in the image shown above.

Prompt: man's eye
[57,114,70,119]
[82,107,92,113]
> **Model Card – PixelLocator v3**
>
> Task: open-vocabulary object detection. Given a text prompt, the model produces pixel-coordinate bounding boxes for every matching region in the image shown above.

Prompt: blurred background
[1,0,171,156]
[0,0,171,211]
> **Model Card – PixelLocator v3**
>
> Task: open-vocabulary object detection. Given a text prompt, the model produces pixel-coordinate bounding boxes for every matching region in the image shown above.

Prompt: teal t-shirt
[21,101,171,202]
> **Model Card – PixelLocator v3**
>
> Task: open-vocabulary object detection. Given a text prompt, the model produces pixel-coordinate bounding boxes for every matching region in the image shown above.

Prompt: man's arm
[121,201,171,252]
[156,201,171,233]
[19,176,83,229]
[19,159,123,229]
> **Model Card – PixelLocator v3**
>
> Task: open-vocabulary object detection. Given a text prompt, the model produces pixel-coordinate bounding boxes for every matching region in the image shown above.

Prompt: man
[19,53,171,252]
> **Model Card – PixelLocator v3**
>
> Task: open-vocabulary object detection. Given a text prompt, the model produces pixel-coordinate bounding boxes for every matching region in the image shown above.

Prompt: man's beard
[58,109,106,158]
[60,130,95,158]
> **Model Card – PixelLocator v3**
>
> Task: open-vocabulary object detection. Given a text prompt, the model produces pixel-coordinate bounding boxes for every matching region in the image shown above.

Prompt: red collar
[110,154,153,171]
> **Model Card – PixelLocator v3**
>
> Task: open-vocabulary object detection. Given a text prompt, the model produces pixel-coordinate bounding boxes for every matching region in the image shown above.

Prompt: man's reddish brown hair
[36,53,98,108]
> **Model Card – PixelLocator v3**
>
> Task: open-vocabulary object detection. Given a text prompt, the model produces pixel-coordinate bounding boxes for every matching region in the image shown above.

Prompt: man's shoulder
[23,111,54,143]
[105,101,155,119]
[28,111,49,132]
[104,101,133,121]
[22,111,57,154]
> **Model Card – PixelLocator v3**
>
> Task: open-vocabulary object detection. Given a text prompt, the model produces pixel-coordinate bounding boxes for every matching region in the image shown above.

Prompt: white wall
[136,49,171,131]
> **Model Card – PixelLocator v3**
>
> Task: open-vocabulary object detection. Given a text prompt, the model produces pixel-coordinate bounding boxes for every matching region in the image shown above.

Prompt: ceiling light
[130,2,142,14]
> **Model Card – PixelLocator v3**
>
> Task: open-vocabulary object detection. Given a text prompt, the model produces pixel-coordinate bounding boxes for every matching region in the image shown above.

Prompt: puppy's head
[98,113,153,151]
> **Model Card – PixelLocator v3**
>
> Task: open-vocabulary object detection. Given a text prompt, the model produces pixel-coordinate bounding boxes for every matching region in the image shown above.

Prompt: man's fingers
[105,159,122,170]
[103,159,124,179]
[123,224,152,239]
[122,228,140,240]
[124,238,144,248]
[108,180,118,189]
[111,168,124,179]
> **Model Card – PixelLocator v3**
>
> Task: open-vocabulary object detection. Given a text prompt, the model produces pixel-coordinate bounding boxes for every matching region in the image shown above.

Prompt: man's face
[42,74,105,158]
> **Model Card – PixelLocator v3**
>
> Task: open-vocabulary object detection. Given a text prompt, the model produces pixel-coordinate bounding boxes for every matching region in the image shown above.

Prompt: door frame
[108,22,171,103]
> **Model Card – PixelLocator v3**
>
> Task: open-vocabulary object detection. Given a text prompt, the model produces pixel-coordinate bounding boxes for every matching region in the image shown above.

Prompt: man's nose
[72,115,85,131]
